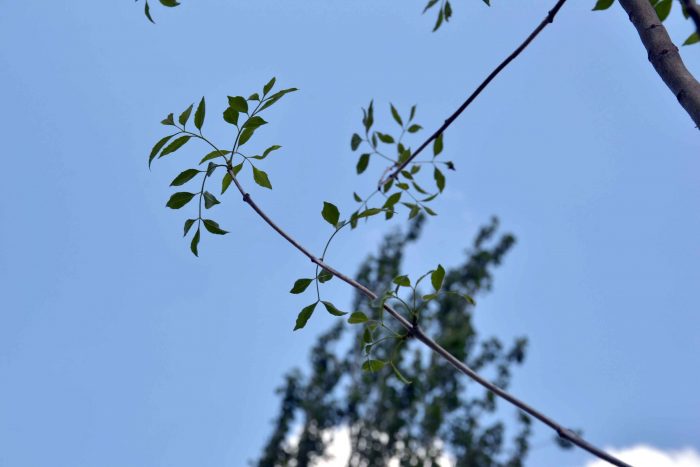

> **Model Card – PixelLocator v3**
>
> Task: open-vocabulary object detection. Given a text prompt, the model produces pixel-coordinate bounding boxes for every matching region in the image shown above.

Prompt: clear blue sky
[1,1,698,466]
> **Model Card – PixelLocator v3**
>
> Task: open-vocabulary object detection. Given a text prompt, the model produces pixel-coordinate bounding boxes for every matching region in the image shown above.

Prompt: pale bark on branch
[619,0,700,128]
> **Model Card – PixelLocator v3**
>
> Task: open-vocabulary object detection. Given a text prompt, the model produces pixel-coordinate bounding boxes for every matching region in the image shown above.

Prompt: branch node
[242,193,251,202]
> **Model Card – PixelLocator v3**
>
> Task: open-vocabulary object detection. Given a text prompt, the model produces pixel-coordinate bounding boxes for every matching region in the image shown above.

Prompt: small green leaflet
[407,124,422,133]
[199,150,231,165]
[294,302,317,330]
[160,135,191,158]
[144,1,155,24]
[149,134,174,167]
[362,359,385,372]
[263,77,276,95]
[194,97,206,130]
[290,278,313,294]
[322,301,347,316]
[227,96,248,113]
[356,153,370,174]
[390,362,412,384]
[433,133,444,156]
[221,173,232,194]
[347,312,368,324]
[238,127,255,146]
[203,219,228,235]
[376,132,395,144]
[592,0,614,10]
[223,107,239,125]
[434,167,445,192]
[243,116,267,129]
[161,113,175,126]
[183,219,196,236]
[190,228,200,256]
[318,269,333,283]
[203,191,220,209]
[431,264,445,291]
[166,192,195,209]
[260,88,298,111]
[322,202,340,227]
[654,0,672,21]
[684,32,699,46]
[253,145,281,160]
[393,275,411,287]
[178,104,193,127]
[252,166,272,189]
[390,104,403,126]
[160,0,180,6]
[170,169,199,186]
[351,133,362,151]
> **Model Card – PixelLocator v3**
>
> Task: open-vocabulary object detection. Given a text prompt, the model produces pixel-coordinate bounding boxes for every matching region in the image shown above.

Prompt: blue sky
[1,1,698,466]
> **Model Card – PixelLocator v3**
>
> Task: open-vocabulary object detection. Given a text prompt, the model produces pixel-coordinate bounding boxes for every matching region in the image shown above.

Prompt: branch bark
[619,0,700,128]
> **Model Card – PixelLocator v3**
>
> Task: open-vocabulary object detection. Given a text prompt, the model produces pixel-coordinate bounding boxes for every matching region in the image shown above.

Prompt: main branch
[619,0,700,127]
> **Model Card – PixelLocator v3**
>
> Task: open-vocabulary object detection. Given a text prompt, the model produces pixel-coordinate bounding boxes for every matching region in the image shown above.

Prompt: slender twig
[380,0,568,186]
[223,162,630,466]
[681,0,700,39]
[618,0,700,127]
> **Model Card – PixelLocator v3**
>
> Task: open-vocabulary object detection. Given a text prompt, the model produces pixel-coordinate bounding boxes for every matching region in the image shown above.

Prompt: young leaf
[170,169,200,186]
[351,133,362,151]
[393,275,411,287]
[166,192,195,209]
[252,166,272,189]
[362,359,385,372]
[178,104,193,127]
[294,302,317,331]
[654,0,672,21]
[321,202,340,227]
[407,124,422,133]
[353,192,362,202]
[194,97,206,130]
[227,96,248,113]
[390,104,403,126]
[390,362,412,384]
[238,127,255,146]
[206,162,217,177]
[263,77,276,95]
[259,88,298,111]
[376,132,395,144]
[318,269,333,283]
[160,0,180,6]
[322,301,347,316]
[434,167,446,192]
[149,134,174,167]
[183,218,196,236]
[356,153,370,174]
[592,0,614,10]
[348,312,368,324]
[199,149,230,165]
[243,116,267,129]
[248,93,260,101]
[231,162,243,176]
[160,135,191,158]
[433,133,444,156]
[202,219,228,235]
[223,107,239,125]
[190,228,200,256]
[261,145,281,159]
[431,264,445,291]
[290,278,313,294]
[144,1,155,23]
[221,172,232,194]
[684,31,700,46]
[161,113,175,125]
[203,191,220,209]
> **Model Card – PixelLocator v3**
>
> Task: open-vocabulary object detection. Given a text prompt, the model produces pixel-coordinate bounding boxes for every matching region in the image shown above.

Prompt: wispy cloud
[584,445,700,467]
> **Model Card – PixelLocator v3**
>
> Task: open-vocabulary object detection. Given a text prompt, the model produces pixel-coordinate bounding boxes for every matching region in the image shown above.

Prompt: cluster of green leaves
[349,101,454,224]
[424,0,491,31]
[139,0,180,24]
[594,0,699,45]
[259,219,534,467]
[149,78,296,256]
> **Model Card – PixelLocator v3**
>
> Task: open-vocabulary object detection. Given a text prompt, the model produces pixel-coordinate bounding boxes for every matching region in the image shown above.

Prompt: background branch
[619,0,700,127]
[681,0,700,39]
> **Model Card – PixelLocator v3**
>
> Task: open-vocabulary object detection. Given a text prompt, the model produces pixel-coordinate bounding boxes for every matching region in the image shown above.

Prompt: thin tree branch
[681,0,700,39]
[619,0,700,128]
[225,164,630,466]
[381,0,567,187]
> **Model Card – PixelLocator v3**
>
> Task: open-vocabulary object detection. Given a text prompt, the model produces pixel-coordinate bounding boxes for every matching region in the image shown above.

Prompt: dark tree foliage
[256,217,532,467]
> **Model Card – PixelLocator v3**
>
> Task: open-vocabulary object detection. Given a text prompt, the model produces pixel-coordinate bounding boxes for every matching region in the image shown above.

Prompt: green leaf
[262,145,281,159]
[363,100,374,131]
[423,205,437,216]
[383,192,402,209]
[654,0,671,21]
[357,208,382,219]
[318,269,333,283]
[243,116,267,129]
[160,135,191,158]
[376,132,395,144]
[238,127,255,146]
[263,77,276,95]
[356,153,370,174]
[362,327,372,343]
[178,104,193,127]
[433,134,444,156]
[445,1,452,20]
[227,96,248,113]
[351,133,362,151]
[348,312,368,324]
[203,191,220,209]
[407,124,422,133]
[353,192,362,202]
[434,167,445,192]
[203,219,228,235]
[684,31,700,45]
[260,88,298,111]
[248,93,260,101]
[206,161,217,177]
[294,302,317,331]
[166,192,195,209]
[231,162,243,176]
[149,134,174,167]
[390,104,403,126]
[592,0,614,10]
[433,7,444,31]
[362,359,385,372]
[144,1,155,24]
[223,107,239,125]
[390,362,412,384]
[322,301,347,316]
[170,169,200,186]
[252,166,272,189]
[290,278,313,294]
[160,0,180,6]
[393,275,411,287]
[423,0,439,12]
[194,97,206,130]
[161,113,175,126]
[199,149,230,165]
[322,202,340,226]
[190,228,200,256]
[431,264,445,291]
[183,218,196,236]
[221,172,232,194]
